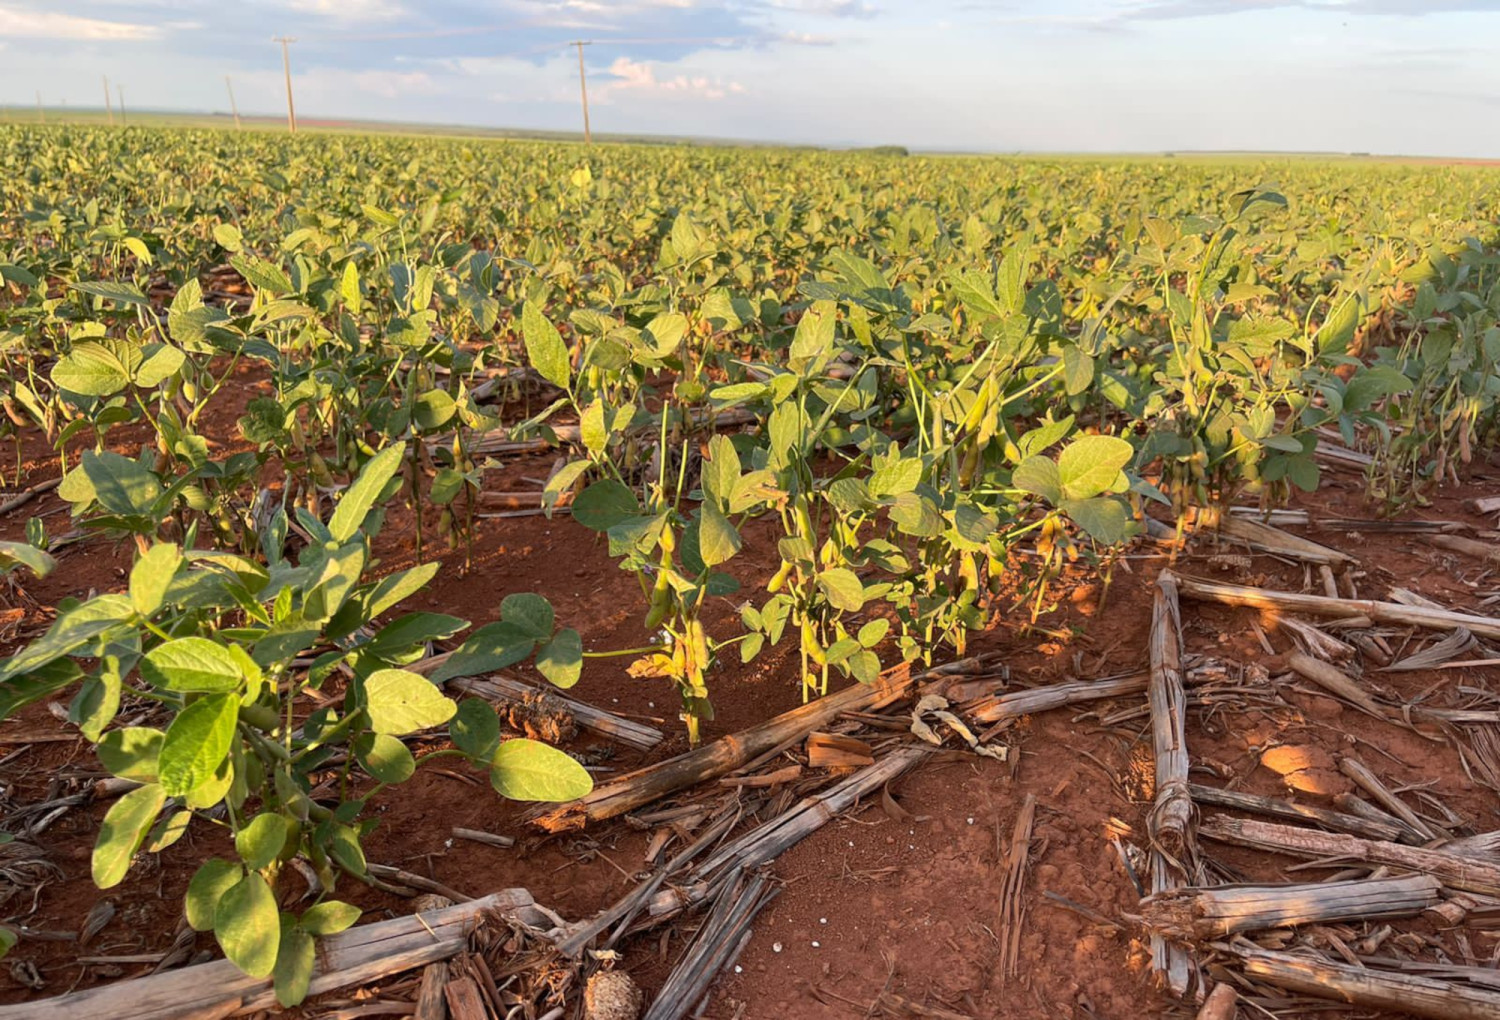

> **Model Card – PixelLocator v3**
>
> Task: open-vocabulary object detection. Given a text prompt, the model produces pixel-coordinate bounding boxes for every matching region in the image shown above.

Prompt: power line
[273,35,298,133]
[102,75,114,127]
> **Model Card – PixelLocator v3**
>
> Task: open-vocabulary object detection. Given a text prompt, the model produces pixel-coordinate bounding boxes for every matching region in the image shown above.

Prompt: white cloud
[0,5,159,40]
[762,0,877,15]
[777,29,839,44]
[279,0,407,21]
[599,56,745,100]
[241,65,439,100]
[348,69,437,98]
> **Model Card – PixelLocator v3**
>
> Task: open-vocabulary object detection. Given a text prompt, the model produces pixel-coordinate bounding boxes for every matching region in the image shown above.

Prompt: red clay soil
[3,393,1500,1018]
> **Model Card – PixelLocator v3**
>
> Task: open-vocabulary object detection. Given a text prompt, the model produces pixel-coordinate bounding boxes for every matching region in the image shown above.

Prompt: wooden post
[968,673,1148,725]
[414,961,448,1020]
[1200,816,1500,897]
[529,654,1001,832]
[1147,573,1194,997]
[1188,784,1405,843]
[1234,946,1500,1019]
[273,35,298,133]
[1168,572,1500,641]
[572,40,592,144]
[116,84,125,127]
[0,890,537,1020]
[225,76,242,130]
[1141,875,1441,937]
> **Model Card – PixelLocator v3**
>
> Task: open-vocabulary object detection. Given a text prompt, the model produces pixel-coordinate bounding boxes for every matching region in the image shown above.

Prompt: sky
[4,0,1500,156]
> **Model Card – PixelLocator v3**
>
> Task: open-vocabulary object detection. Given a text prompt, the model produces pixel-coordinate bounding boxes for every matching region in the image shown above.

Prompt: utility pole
[272,36,298,133]
[102,75,114,126]
[36,91,44,125]
[225,76,242,130]
[117,84,126,127]
[571,40,592,145]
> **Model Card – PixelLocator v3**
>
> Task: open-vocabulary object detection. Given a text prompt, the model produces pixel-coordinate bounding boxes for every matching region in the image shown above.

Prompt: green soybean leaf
[361,612,467,659]
[183,756,235,811]
[788,305,834,374]
[0,540,55,579]
[72,667,122,742]
[144,809,193,853]
[1057,436,1133,501]
[299,900,362,936]
[1062,345,1095,396]
[1016,416,1075,461]
[91,783,166,888]
[430,467,464,506]
[328,443,404,542]
[696,501,741,567]
[824,637,861,665]
[274,927,315,1007]
[888,492,942,538]
[701,434,741,502]
[571,479,640,532]
[158,694,238,797]
[1315,288,1361,355]
[642,312,688,358]
[135,344,184,387]
[52,342,130,397]
[326,823,367,874]
[450,699,501,760]
[215,872,279,978]
[490,739,593,802]
[950,503,998,551]
[140,637,242,692]
[501,593,554,640]
[1343,365,1412,413]
[97,726,164,782]
[352,732,416,784]
[213,223,244,252]
[412,389,456,431]
[430,621,536,682]
[1012,456,1063,503]
[129,542,182,617]
[543,460,590,516]
[363,669,456,736]
[340,261,362,313]
[0,594,131,688]
[362,204,398,227]
[187,859,243,931]
[0,263,39,288]
[359,563,441,621]
[869,457,922,498]
[816,568,866,612]
[535,628,582,689]
[857,619,890,648]
[580,399,608,455]
[522,302,571,390]
[1060,496,1136,545]
[849,649,882,684]
[79,450,161,516]
[71,280,148,306]
[235,813,291,871]
[1286,454,1320,492]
